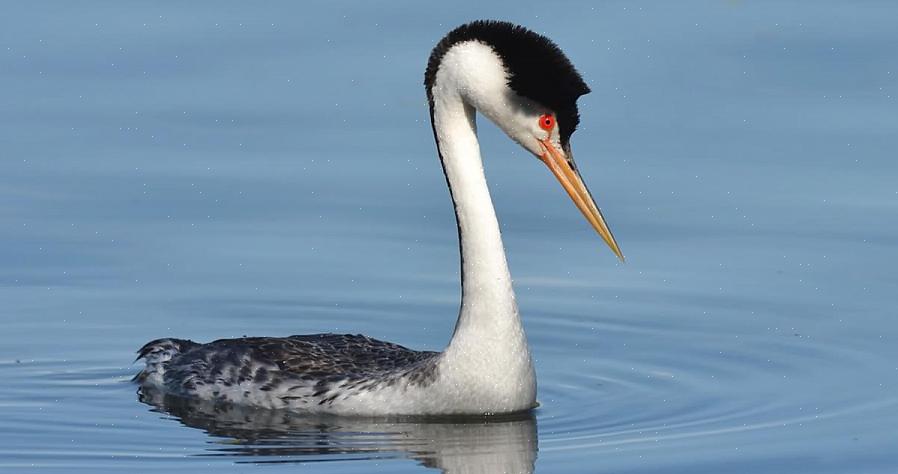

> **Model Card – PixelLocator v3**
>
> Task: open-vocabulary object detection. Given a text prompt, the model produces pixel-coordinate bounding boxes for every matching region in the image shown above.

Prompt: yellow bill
[539,138,624,261]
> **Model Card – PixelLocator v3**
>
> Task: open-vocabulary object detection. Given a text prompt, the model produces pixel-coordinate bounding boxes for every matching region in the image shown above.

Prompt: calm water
[2,1,897,472]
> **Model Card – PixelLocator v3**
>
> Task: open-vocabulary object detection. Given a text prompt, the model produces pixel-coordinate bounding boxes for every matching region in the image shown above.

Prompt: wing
[271,333,438,375]
[152,333,439,402]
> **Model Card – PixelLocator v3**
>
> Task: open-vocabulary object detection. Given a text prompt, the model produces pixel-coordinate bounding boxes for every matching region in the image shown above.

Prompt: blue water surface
[1,1,897,473]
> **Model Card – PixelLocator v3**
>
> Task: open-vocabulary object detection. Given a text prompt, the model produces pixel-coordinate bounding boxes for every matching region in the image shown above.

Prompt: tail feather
[133,338,199,383]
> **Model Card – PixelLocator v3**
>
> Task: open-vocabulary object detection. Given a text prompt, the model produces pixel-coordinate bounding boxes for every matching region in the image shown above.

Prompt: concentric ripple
[2,295,895,474]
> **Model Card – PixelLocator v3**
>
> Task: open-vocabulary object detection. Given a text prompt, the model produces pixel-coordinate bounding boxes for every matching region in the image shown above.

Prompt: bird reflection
[138,386,538,473]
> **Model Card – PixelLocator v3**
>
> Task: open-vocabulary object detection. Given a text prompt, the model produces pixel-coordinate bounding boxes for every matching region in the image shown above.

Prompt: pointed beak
[539,138,624,261]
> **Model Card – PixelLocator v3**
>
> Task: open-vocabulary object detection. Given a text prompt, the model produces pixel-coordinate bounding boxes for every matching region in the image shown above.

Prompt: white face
[443,41,566,160]
[489,91,563,159]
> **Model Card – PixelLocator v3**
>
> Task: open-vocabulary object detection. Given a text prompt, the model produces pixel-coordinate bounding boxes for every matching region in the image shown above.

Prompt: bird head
[426,21,624,261]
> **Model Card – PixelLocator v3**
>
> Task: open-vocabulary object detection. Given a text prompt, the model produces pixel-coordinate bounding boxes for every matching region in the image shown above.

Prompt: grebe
[135,20,623,416]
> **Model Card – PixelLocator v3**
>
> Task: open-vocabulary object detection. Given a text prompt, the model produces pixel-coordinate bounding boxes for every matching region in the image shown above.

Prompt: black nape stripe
[424,20,590,146]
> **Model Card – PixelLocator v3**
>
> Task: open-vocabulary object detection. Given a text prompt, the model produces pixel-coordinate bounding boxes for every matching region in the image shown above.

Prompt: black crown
[425,20,590,146]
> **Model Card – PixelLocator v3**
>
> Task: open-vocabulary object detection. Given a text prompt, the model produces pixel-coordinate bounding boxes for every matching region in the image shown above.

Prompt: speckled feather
[136,334,440,410]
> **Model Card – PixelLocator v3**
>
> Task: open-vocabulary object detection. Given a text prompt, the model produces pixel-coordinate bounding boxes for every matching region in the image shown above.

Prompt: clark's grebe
[136,20,623,416]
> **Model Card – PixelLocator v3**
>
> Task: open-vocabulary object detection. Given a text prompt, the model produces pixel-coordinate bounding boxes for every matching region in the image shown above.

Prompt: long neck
[430,87,527,361]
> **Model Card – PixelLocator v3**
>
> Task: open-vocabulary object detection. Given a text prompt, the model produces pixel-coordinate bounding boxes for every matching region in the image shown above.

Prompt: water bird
[136,20,623,416]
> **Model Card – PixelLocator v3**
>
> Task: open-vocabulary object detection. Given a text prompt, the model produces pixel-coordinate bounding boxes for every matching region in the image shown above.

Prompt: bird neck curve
[427,43,533,392]
[432,89,519,340]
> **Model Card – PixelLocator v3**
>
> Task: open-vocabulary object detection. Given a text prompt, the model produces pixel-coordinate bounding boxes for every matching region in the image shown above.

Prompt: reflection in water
[138,386,537,473]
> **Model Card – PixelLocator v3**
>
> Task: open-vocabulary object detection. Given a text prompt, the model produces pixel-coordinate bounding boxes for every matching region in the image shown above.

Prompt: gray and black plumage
[135,334,439,409]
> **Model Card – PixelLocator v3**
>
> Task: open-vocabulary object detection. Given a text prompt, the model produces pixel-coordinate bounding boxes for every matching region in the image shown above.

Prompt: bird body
[136,331,533,415]
[136,21,621,416]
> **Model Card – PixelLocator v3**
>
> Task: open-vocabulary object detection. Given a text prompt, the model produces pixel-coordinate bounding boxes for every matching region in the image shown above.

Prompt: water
[1,1,897,472]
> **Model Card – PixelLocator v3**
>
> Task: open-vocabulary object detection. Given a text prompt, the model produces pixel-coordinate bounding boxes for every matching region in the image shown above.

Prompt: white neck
[433,91,519,342]
[428,41,534,405]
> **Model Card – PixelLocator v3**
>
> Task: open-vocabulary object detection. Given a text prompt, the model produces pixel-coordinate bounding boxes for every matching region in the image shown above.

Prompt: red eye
[538,114,555,131]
